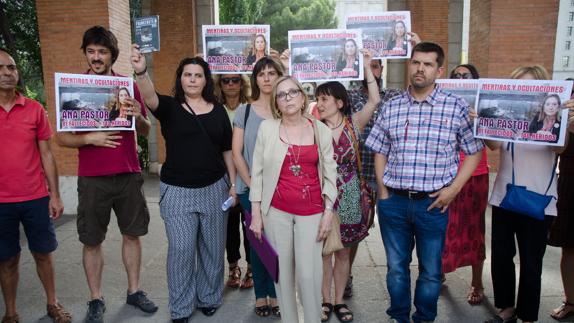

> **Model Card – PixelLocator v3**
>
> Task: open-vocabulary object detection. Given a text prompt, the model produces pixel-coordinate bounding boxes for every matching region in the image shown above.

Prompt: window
[563,56,570,68]
[567,41,572,50]
[570,12,574,21]
[569,26,573,36]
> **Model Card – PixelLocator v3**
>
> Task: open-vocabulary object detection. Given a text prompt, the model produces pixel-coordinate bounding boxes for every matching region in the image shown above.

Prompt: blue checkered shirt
[365,86,484,192]
[349,86,402,183]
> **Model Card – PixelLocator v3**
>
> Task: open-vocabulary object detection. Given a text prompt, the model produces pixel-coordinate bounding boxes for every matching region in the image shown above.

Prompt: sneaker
[86,298,106,323]
[126,290,158,313]
[343,275,353,299]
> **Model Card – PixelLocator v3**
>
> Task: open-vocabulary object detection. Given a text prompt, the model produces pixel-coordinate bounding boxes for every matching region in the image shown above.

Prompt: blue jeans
[238,191,277,299]
[377,193,448,323]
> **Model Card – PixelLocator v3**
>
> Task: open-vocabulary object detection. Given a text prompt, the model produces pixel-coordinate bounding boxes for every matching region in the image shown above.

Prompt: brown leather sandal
[241,268,253,289]
[47,302,72,323]
[1,314,19,323]
[226,266,242,288]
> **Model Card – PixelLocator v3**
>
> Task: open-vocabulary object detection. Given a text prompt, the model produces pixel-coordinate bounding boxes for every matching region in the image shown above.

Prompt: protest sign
[345,11,412,59]
[55,73,135,132]
[202,25,270,74]
[288,29,364,83]
[436,79,480,107]
[134,15,160,53]
[475,79,573,146]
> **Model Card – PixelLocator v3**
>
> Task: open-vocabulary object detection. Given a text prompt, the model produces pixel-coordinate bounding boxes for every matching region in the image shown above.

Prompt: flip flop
[550,301,574,320]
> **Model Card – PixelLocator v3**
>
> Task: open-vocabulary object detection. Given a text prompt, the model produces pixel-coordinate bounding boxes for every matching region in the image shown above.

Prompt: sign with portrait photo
[345,11,412,59]
[474,79,573,146]
[55,73,135,132]
[202,24,271,74]
[288,29,364,83]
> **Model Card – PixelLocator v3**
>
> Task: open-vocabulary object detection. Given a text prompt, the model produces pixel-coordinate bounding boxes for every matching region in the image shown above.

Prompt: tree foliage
[220,0,338,51]
[220,0,266,25]
[0,0,44,103]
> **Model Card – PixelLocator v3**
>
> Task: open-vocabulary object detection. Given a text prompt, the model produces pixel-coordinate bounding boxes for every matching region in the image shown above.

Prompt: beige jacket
[249,116,338,216]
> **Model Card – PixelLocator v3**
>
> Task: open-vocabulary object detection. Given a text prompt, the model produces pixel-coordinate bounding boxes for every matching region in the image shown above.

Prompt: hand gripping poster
[203,25,271,74]
[288,29,364,83]
[474,79,573,146]
[55,73,135,132]
[345,11,412,59]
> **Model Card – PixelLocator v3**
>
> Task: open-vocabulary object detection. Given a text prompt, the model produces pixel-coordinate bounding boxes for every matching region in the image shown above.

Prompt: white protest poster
[475,79,573,146]
[55,73,135,132]
[345,11,412,59]
[436,79,480,107]
[288,29,364,83]
[202,25,271,74]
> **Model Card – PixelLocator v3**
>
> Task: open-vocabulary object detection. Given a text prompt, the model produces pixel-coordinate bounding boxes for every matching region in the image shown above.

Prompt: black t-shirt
[152,94,232,188]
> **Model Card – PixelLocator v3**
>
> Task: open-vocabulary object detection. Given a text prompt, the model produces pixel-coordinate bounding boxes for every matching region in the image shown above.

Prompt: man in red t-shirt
[56,26,156,323]
[0,49,72,323]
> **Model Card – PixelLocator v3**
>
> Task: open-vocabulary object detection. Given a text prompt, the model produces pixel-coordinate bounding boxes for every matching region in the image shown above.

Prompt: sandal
[334,304,353,323]
[271,306,280,317]
[1,314,19,323]
[551,301,574,320]
[241,268,253,289]
[254,305,271,317]
[47,302,72,323]
[467,286,484,305]
[226,266,242,288]
[322,303,333,322]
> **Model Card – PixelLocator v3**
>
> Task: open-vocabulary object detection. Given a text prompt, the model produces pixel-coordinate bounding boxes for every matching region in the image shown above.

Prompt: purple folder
[244,211,279,283]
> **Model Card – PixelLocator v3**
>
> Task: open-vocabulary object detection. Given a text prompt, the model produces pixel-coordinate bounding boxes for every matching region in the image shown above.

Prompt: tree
[0,0,44,103]
[220,0,266,24]
[219,0,338,51]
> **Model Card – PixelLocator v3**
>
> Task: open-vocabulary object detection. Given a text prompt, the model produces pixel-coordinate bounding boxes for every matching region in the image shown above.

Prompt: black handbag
[499,143,557,220]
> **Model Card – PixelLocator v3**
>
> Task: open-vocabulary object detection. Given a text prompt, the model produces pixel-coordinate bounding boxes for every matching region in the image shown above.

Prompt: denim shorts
[0,196,57,261]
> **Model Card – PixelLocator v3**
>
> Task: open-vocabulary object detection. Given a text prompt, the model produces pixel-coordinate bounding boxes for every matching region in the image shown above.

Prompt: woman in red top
[249,76,338,323]
[441,64,489,305]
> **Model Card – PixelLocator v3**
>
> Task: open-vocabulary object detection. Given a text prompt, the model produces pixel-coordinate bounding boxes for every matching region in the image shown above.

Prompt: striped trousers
[159,178,228,319]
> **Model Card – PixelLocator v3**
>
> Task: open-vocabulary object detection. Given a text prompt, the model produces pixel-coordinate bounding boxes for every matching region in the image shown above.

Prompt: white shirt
[489,143,558,216]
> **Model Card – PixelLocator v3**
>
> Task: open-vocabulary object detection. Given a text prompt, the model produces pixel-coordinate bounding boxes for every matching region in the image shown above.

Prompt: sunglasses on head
[453,73,473,79]
[221,77,241,85]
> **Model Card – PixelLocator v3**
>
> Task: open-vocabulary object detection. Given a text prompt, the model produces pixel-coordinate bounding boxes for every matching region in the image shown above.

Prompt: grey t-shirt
[233,103,265,194]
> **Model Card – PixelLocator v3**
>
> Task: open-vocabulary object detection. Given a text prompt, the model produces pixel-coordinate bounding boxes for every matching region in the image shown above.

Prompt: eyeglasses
[452,73,473,79]
[276,89,301,101]
[221,77,241,85]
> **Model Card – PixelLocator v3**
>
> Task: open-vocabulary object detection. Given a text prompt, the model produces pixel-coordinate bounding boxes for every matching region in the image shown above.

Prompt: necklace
[329,114,344,130]
[282,120,303,177]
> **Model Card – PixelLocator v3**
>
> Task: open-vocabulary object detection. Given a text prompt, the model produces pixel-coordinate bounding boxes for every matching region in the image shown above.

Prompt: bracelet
[231,183,236,187]
[135,67,147,76]
[367,79,376,84]
[324,205,333,211]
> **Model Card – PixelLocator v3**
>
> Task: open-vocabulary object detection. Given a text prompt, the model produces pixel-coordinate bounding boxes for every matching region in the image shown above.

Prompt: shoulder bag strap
[507,142,516,185]
[184,102,230,186]
[243,104,251,129]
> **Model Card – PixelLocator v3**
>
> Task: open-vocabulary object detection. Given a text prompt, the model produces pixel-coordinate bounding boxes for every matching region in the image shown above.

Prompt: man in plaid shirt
[366,42,483,323]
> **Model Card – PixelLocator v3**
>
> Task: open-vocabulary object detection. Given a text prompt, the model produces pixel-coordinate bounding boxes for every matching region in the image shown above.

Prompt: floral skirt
[441,174,489,273]
[336,175,369,246]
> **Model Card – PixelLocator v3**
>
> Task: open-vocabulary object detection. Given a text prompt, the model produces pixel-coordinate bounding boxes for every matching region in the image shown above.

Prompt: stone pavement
[1,174,569,322]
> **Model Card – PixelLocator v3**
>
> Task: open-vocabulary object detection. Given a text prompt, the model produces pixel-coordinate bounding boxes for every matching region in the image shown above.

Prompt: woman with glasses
[214,73,254,290]
[232,57,283,317]
[249,76,338,323]
[440,63,489,306]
